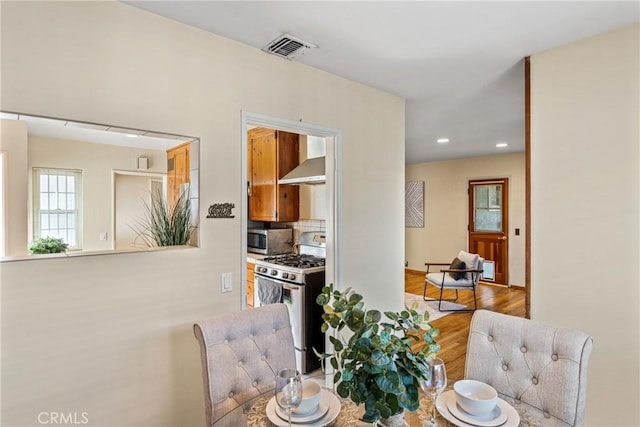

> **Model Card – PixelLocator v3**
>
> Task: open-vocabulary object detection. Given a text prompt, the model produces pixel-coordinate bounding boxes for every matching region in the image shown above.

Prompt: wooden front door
[468,178,509,285]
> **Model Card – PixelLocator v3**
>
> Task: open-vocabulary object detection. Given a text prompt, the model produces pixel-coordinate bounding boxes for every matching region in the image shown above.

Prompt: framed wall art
[405,181,424,228]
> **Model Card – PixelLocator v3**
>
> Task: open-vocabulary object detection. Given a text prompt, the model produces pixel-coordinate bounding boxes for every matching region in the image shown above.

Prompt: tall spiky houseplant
[316,284,440,424]
[133,187,196,247]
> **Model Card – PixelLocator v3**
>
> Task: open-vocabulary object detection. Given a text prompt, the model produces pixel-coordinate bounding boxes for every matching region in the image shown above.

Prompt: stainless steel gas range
[253,231,326,373]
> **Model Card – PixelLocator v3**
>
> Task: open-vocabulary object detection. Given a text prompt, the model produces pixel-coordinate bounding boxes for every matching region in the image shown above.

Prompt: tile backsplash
[281,219,326,249]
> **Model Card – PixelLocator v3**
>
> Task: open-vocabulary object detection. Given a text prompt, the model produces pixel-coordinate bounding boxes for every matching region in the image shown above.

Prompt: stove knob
[289,274,296,281]
[270,269,278,276]
[282,273,289,279]
[259,267,266,273]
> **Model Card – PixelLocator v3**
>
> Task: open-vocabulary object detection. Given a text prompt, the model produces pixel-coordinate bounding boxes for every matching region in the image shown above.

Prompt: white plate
[275,402,329,424]
[446,395,508,427]
[266,389,340,427]
[437,390,520,427]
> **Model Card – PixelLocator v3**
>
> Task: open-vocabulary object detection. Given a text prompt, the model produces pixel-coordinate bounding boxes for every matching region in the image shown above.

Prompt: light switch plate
[221,272,233,293]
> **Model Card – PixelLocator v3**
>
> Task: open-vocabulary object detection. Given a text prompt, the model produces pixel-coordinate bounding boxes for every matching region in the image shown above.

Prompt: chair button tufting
[520,346,527,353]
[514,398,521,404]
[272,328,276,333]
[532,377,538,385]
[261,355,266,361]
[543,411,551,419]
[228,392,234,398]
[223,339,229,344]
[552,354,559,361]
[502,364,508,371]
[488,335,494,342]
[238,361,243,367]
[248,334,254,338]
[252,381,258,387]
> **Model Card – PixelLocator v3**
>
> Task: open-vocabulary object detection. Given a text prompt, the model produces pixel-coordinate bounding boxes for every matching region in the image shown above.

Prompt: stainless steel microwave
[247,228,293,255]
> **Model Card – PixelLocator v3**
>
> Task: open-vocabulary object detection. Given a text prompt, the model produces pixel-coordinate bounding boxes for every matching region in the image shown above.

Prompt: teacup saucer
[275,403,329,424]
[266,389,340,426]
[446,393,509,427]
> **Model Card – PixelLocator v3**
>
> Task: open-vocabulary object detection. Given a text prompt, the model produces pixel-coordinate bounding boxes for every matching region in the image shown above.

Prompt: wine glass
[275,368,303,427]
[419,358,447,426]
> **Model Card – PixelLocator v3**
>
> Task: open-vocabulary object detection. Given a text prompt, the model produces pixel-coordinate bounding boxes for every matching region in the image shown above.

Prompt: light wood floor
[405,269,526,381]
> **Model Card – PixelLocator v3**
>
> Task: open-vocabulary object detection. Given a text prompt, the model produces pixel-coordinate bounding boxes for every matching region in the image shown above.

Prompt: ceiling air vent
[262,33,316,60]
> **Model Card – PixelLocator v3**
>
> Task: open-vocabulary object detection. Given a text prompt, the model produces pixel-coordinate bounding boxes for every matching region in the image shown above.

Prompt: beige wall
[0,119,29,256]
[406,152,526,286]
[0,2,405,426]
[531,24,639,426]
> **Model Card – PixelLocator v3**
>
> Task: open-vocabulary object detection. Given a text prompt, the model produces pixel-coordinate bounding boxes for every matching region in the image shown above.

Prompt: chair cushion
[426,272,474,289]
[449,257,467,280]
[457,250,480,270]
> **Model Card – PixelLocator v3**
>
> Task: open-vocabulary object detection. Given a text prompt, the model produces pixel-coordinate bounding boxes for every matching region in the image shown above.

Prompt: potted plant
[316,284,440,425]
[28,236,69,254]
[132,188,196,247]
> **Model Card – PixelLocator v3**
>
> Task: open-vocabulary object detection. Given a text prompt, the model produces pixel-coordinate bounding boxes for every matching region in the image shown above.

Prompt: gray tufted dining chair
[465,310,594,427]
[193,303,296,426]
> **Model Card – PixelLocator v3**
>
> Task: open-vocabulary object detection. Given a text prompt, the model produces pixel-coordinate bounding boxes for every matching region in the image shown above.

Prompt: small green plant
[28,236,69,254]
[132,188,196,247]
[316,284,440,423]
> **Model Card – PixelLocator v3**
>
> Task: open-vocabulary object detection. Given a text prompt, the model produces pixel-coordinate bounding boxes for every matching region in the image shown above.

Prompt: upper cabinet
[248,127,299,222]
[167,141,190,207]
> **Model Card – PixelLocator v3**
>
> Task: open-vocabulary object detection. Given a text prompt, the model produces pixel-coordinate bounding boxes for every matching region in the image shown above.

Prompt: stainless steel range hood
[278,156,325,185]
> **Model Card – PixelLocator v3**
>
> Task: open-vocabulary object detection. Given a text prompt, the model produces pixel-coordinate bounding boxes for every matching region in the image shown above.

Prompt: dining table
[211,373,549,427]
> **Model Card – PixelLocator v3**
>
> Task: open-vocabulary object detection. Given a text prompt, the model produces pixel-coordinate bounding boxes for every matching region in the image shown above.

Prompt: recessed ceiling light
[437,138,449,144]
[496,142,508,148]
[125,134,139,138]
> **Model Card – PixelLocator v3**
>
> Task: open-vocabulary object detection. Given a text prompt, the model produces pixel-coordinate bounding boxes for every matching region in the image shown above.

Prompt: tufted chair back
[465,310,594,427]
[194,304,296,426]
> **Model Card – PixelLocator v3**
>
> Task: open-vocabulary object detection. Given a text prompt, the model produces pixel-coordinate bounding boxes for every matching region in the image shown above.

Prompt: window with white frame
[32,168,82,249]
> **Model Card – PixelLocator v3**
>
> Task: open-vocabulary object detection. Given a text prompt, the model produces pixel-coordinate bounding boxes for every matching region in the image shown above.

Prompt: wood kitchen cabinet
[166,141,190,207]
[248,127,299,222]
[246,262,255,308]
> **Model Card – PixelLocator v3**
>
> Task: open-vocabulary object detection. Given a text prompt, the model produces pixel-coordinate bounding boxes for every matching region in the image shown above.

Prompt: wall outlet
[99,232,108,241]
[221,272,233,293]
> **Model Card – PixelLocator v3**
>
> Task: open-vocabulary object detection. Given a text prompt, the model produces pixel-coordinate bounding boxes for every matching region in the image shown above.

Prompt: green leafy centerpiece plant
[28,236,69,254]
[316,284,440,424]
[132,188,196,247]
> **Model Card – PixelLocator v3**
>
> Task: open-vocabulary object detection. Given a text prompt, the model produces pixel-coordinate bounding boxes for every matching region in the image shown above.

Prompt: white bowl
[453,379,498,416]
[293,380,322,415]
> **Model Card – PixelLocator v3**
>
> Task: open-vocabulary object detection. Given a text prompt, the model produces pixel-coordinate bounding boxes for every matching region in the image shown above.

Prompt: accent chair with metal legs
[423,250,484,312]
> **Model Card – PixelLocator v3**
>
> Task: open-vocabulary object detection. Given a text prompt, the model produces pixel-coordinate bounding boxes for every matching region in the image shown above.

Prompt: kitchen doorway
[240,111,341,310]
[112,170,166,250]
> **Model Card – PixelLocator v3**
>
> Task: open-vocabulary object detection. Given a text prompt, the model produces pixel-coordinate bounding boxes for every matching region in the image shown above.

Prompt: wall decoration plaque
[405,181,424,228]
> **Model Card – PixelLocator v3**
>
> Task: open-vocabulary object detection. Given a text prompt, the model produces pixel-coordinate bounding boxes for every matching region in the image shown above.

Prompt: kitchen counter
[247,253,269,263]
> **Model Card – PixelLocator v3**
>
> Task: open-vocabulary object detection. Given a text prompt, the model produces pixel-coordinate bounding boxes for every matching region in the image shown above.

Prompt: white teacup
[293,380,322,415]
[453,379,498,416]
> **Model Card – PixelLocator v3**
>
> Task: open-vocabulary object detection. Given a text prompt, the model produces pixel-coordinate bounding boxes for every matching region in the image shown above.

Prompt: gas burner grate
[263,254,325,269]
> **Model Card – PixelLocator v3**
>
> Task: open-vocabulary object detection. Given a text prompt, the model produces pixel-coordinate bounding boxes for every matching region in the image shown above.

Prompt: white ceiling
[0,111,196,150]
[125,1,639,164]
